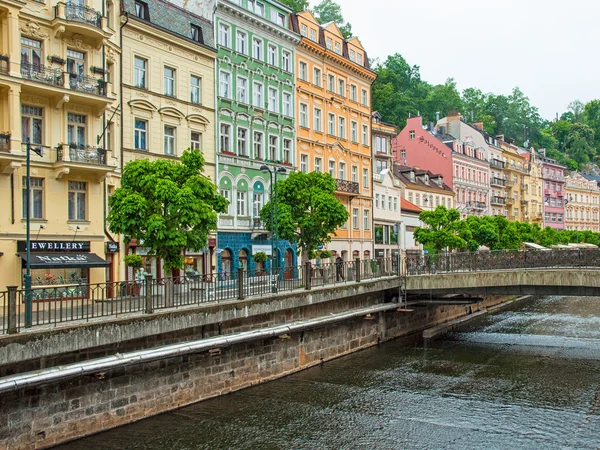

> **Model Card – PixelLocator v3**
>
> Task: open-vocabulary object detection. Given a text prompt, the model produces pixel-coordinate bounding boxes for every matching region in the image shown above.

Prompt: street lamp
[24,138,43,328]
[260,165,287,270]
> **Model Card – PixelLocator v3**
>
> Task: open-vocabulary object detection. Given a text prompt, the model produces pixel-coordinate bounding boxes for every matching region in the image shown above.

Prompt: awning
[19,253,109,269]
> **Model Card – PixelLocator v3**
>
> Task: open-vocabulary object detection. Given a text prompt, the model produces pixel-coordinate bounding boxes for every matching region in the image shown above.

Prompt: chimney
[435,111,440,122]
[447,110,460,120]
[473,122,484,130]
[439,126,446,135]
[428,121,434,132]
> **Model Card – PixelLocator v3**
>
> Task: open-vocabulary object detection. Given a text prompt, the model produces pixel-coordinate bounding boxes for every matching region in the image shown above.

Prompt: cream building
[120,0,217,280]
[499,139,528,222]
[0,0,121,290]
[565,172,600,233]
[373,169,402,261]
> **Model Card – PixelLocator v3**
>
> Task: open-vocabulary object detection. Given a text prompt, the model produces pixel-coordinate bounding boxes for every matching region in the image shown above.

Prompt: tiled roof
[401,198,422,213]
[393,164,454,194]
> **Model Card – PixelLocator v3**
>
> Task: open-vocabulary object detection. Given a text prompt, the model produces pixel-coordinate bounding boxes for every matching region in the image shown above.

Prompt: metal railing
[0,54,8,75]
[68,73,107,96]
[491,196,506,206]
[490,159,505,169]
[335,179,360,195]
[0,258,399,335]
[405,248,600,276]
[57,2,102,28]
[490,177,505,187]
[0,136,9,153]
[21,62,64,87]
[57,144,107,165]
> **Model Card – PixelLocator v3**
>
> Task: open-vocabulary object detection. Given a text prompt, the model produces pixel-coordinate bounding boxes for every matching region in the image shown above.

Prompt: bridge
[404,248,600,297]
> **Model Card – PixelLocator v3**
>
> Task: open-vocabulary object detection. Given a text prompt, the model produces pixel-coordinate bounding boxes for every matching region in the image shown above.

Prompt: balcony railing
[335,179,359,195]
[68,73,107,96]
[491,196,506,206]
[521,200,529,205]
[0,54,8,75]
[21,62,64,87]
[506,197,515,205]
[467,201,486,210]
[56,2,102,28]
[490,159,505,169]
[57,144,107,165]
[505,179,515,187]
[0,135,9,153]
[490,177,505,187]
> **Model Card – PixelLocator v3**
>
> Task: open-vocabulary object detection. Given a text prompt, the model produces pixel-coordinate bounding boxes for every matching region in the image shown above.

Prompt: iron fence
[60,3,102,28]
[21,62,64,87]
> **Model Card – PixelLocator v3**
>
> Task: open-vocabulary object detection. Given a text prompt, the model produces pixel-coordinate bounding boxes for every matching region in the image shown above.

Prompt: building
[519,148,544,224]
[0,0,121,289]
[393,164,454,212]
[372,111,397,176]
[537,150,566,229]
[372,167,401,261]
[291,11,376,262]
[498,138,529,222]
[120,0,217,280]
[400,197,422,253]
[564,172,600,232]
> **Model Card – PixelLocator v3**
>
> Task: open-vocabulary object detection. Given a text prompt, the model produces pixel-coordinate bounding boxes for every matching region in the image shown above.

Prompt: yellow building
[0,0,120,290]
[522,150,544,224]
[499,139,528,222]
[120,0,217,280]
[564,172,600,232]
[291,11,376,262]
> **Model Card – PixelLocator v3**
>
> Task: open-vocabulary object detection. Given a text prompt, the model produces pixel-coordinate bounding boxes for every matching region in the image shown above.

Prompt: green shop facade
[215,0,300,276]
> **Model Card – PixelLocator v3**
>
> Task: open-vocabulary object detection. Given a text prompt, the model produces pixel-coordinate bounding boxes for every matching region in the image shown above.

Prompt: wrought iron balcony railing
[491,196,506,205]
[467,201,486,210]
[68,73,107,96]
[490,177,505,187]
[0,135,9,153]
[56,3,102,28]
[335,179,359,195]
[21,62,64,87]
[57,144,107,165]
[0,54,8,75]
[490,159,505,169]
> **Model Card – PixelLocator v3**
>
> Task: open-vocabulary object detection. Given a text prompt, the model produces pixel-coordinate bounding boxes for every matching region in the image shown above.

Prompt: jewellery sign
[17,240,91,253]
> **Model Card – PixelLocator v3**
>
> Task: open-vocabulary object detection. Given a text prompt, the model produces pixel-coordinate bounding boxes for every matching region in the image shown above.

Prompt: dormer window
[135,0,149,19]
[190,24,203,43]
[409,171,415,181]
[424,175,429,183]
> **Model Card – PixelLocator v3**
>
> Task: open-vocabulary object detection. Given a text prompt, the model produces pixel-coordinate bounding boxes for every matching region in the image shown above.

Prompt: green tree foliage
[564,123,596,165]
[260,171,348,260]
[423,78,463,123]
[313,0,352,39]
[414,206,467,254]
[276,0,309,12]
[107,149,227,273]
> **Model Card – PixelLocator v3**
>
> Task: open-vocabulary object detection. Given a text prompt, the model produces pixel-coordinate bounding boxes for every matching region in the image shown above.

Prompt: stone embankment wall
[0,283,508,449]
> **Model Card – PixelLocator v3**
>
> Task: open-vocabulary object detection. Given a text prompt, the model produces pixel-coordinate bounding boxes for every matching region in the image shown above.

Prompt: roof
[393,164,454,194]
[401,198,422,214]
[581,173,600,184]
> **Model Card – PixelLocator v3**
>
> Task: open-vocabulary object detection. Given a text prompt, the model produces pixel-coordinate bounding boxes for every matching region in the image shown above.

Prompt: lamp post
[569,195,578,243]
[260,165,286,271]
[24,138,43,328]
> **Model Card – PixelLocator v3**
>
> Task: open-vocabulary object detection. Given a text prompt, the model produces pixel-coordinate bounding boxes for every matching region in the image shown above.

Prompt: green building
[215,0,300,275]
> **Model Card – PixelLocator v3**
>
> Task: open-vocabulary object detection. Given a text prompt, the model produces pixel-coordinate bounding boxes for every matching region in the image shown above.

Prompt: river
[57,296,600,449]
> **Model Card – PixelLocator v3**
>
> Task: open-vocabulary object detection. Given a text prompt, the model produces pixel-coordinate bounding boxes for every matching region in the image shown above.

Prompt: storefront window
[26,267,88,287]
[374,225,384,244]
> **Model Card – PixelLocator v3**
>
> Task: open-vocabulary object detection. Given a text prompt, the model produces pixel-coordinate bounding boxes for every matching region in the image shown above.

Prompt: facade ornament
[64,34,93,51]
[105,46,117,64]
[20,21,49,39]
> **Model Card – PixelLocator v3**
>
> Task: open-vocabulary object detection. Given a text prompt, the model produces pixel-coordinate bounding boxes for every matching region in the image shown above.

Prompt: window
[326,38,332,50]
[268,44,277,66]
[362,125,368,144]
[268,87,278,112]
[221,188,232,215]
[409,130,415,140]
[190,24,203,43]
[283,139,292,164]
[67,113,86,147]
[300,24,307,36]
[237,127,248,156]
[164,66,175,97]
[314,108,322,131]
[253,82,263,107]
[237,191,247,216]
[361,89,368,106]
[328,160,335,177]
[218,23,230,47]
[349,50,355,61]
[236,31,247,54]
[190,75,201,104]
[66,49,85,78]
[134,57,147,88]
[21,105,43,145]
[351,121,357,142]
[350,85,357,101]
[338,78,345,96]
[363,168,369,189]
[334,42,341,54]
[219,70,231,98]
[393,197,398,211]
[220,123,231,152]
[255,1,264,16]
[237,76,248,103]
[68,181,86,221]
[300,154,308,172]
[20,37,42,72]
[22,177,44,219]
[164,126,175,156]
[363,210,370,230]
[315,157,322,173]
[299,61,307,80]
[357,54,362,65]
[253,192,263,218]
[381,195,386,210]
[310,29,316,41]
[328,74,334,92]
[253,131,263,159]
[375,136,387,153]
[328,113,335,135]
[376,193,380,208]
[352,208,359,229]
[283,92,292,116]
[191,132,201,150]
[388,196,392,210]
[268,135,278,161]
[135,0,149,19]
[313,67,321,87]
[252,38,263,60]
[339,162,346,180]
[338,117,345,139]
[282,50,291,72]
[134,119,147,150]
[299,103,308,127]
[352,166,357,182]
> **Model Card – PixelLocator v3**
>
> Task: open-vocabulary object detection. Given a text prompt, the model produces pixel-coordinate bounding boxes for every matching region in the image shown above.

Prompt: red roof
[401,198,422,213]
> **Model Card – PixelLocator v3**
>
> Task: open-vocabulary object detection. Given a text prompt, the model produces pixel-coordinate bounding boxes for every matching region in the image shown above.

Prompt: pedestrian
[336,255,345,281]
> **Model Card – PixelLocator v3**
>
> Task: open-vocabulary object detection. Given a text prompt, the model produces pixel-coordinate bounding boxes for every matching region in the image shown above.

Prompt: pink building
[539,153,566,229]
[392,117,453,189]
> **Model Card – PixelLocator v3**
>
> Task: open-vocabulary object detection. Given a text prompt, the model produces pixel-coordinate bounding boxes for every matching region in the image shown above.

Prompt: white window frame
[283,138,292,164]
[191,131,202,151]
[236,30,247,54]
[267,44,278,66]
[134,118,147,150]
[253,131,263,159]
[268,87,278,113]
[190,75,201,104]
[253,81,264,108]
[338,116,345,139]
[314,108,322,131]
[237,127,248,157]
[282,50,291,72]
[218,23,230,47]
[236,76,248,103]
[252,37,263,60]
[299,61,307,80]
[351,121,357,142]
[219,70,231,98]
[164,125,176,156]
[134,56,147,89]
[268,135,278,161]
[282,92,292,117]
[220,123,231,152]
[313,67,321,87]
[68,181,87,221]
[300,154,308,172]
[328,113,335,135]
[299,103,308,127]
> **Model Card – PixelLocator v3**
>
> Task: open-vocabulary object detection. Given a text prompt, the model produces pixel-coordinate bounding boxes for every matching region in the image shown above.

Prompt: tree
[313,0,352,39]
[564,123,596,165]
[414,206,467,254]
[423,78,463,123]
[276,0,309,12]
[108,149,227,276]
[260,171,348,260]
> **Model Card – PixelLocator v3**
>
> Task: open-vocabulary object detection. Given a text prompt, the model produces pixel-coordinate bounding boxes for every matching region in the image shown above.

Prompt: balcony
[53,3,110,45]
[521,200,529,205]
[335,179,360,196]
[490,177,505,187]
[491,196,506,206]
[0,55,8,76]
[467,201,486,210]
[21,63,65,88]
[55,144,115,180]
[67,73,107,96]
[506,197,515,205]
[0,134,9,153]
[557,191,564,197]
[490,159,505,169]
[505,179,515,187]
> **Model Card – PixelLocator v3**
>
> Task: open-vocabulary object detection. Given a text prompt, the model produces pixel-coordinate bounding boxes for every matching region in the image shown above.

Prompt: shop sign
[106,242,120,253]
[252,245,272,256]
[17,240,91,253]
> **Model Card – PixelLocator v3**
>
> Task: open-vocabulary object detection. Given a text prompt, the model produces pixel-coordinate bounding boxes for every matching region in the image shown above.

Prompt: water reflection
[57,296,600,450]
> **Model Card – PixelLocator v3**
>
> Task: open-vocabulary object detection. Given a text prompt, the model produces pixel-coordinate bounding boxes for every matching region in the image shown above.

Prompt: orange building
[290,12,376,262]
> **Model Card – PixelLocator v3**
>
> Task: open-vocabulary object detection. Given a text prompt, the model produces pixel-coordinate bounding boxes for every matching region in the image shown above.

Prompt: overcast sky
[320,0,599,121]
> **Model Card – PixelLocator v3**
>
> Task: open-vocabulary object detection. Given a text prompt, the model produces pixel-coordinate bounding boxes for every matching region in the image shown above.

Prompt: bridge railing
[0,258,398,335]
[405,248,600,275]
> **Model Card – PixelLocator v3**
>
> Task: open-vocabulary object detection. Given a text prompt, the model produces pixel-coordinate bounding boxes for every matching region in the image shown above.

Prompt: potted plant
[124,254,144,295]
[253,251,268,275]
